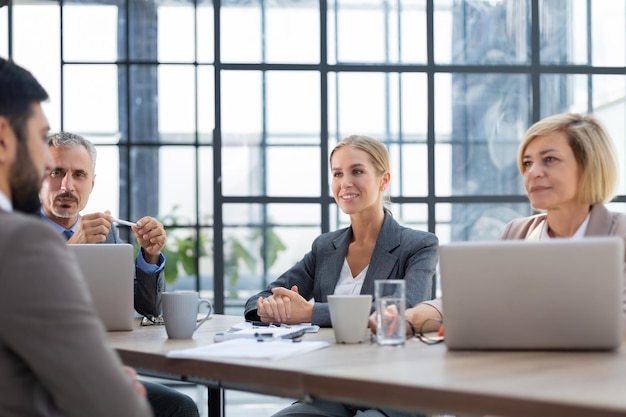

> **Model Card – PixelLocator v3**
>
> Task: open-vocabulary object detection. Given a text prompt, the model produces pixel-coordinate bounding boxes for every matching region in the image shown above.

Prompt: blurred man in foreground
[0,56,152,417]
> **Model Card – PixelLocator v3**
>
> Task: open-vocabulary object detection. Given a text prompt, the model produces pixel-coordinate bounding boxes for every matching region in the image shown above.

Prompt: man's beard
[9,140,42,215]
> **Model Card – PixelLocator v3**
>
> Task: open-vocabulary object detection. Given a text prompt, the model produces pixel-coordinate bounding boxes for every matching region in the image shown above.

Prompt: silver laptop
[440,237,624,351]
[69,244,135,331]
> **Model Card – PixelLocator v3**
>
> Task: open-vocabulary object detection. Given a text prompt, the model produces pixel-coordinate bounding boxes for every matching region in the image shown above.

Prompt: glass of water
[375,279,406,346]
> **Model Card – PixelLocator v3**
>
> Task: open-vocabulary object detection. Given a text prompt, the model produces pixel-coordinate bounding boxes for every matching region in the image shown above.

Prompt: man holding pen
[39,131,166,318]
[39,131,199,417]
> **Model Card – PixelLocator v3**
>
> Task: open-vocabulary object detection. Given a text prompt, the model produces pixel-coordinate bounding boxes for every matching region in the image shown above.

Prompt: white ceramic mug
[162,291,213,339]
[327,294,373,344]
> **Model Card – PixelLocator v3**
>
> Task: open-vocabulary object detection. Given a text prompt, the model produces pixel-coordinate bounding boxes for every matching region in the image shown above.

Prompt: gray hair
[47,131,97,170]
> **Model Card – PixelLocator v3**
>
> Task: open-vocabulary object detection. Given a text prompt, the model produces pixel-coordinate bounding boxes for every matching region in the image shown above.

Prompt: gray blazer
[105,225,164,317]
[245,213,439,326]
[0,209,152,417]
[426,204,626,315]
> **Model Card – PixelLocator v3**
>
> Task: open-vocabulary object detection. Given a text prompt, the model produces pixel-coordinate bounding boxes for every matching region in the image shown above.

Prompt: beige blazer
[426,204,626,317]
[0,209,152,417]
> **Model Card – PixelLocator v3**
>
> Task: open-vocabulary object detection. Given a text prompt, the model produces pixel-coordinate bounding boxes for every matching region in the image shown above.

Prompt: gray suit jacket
[104,225,164,317]
[245,213,439,326]
[0,209,152,417]
[426,204,626,315]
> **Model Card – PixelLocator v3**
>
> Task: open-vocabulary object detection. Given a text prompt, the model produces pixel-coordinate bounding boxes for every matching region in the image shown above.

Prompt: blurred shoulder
[0,210,66,250]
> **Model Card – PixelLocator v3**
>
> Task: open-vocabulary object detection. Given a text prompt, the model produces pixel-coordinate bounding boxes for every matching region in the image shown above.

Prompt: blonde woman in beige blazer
[386,112,626,337]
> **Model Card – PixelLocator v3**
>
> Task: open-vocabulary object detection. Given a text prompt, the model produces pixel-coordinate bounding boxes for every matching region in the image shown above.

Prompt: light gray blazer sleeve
[0,212,152,417]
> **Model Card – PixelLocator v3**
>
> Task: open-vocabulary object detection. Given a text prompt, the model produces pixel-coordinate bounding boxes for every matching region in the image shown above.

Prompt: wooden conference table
[108,315,626,417]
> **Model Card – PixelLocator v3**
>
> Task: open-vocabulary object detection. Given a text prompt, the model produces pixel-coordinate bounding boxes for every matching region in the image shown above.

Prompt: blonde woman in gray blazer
[246,135,438,417]
[399,112,626,336]
[245,135,438,328]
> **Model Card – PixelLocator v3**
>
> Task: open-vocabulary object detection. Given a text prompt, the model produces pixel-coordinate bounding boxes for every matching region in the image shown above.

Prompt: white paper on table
[167,338,331,361]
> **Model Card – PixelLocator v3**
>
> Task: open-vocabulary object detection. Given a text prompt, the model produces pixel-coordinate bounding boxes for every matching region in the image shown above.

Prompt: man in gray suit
[39,134,200,417]
[39,131,166,318]
[0,56,153,416]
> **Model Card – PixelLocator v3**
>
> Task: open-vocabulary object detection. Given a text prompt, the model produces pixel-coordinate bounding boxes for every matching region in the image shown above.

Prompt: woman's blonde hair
[330,134,391,207]
[517,112,618,205]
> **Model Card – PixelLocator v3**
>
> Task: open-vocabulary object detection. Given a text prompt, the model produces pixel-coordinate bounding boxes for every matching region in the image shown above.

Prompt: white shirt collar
[0,191,12,212]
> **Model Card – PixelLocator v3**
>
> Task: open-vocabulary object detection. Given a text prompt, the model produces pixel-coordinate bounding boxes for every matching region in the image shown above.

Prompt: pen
[112,217,137,227]
[248,320,289,328]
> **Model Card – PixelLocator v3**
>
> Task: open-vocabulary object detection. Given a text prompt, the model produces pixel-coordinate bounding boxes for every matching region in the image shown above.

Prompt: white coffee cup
[162,291,213,339]
[327,294,373,344]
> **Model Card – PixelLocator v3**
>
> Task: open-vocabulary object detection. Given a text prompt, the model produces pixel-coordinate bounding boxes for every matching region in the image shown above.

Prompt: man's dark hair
[0,57,49,142]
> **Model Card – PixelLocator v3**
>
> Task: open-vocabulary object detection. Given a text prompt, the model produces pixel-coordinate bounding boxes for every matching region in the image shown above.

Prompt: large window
[3,0,625,312]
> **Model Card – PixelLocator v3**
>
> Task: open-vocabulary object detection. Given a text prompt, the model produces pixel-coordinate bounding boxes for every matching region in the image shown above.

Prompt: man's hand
[256,285,313,324]
[132,216,166,265]
[122,366,147,398]
[67,211,114,244]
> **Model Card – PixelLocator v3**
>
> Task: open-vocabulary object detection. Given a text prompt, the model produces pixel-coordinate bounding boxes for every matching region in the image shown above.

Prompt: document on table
[167,338,331,361]
[213,320,320,342]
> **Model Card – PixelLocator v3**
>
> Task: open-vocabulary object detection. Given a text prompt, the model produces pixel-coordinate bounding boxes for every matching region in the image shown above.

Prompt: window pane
[64,65,118,133]
[158,2,195,62]
[162,227,210,292]
[13,4,61,130]
[221,71,262,135]
[593,75,626,114]
[436,0,530,64]
[435,73,530,196]
[265,2,319,64]
[540,74,589,117]
[330,73,428,141]
[197,1,215,63]
[266,71,320,141]
[199,147,214,223]
[435,203,531,244]
[329,0,427,64]
[83,144,120,217]
[221,0,319,64]
[64,4,118,62]
[433,0,453,63]
[198,66,215,144]
[540,0,588,65]
[158,147,197,224]
[392,203,430,231]
[221,3,262,63]
[158,65,196,142]
[594,94,626,197]
[398,73,428,140]
[540,0,625,66]
[592,1,625,66]
[267,146,320,197]
[331,72,393,137]
[390,143,428,197]
[222,225,262,300]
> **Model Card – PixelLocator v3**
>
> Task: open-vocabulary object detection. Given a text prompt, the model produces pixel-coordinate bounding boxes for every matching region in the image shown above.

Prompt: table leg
[207,386,224,417]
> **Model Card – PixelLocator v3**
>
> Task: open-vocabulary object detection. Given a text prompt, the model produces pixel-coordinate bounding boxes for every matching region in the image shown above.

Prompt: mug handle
[195,299,213,330]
